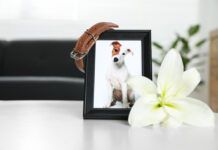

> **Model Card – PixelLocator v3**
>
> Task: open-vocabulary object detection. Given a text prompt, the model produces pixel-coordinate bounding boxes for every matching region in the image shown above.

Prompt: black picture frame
[83,30,152,119]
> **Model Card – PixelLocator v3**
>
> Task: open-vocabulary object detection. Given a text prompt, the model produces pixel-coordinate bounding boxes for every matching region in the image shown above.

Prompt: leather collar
[71,22,118,73]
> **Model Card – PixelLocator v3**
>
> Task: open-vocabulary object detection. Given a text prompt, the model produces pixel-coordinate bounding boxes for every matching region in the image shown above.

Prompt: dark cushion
[0,40,6,75]
[0,76,84,100]
[3,40,83,78]
[0,40,85,100]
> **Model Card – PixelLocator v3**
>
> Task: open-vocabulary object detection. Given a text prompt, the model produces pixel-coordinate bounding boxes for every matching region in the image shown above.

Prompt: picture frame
[83,30,152,119]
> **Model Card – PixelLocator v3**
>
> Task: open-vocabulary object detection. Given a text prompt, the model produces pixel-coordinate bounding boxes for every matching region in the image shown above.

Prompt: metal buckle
[71,29,96,60]
[70,48,87,60]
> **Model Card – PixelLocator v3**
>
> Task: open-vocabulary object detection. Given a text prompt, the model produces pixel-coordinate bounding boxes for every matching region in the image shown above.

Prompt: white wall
[0,0,199,41]
[199,0,218,33]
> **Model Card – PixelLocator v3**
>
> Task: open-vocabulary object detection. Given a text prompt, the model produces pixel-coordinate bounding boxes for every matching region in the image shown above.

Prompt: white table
[0,101,217,150]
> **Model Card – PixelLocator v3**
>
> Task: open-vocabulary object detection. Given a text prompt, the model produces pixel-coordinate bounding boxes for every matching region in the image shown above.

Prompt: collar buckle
[70,49,87,60]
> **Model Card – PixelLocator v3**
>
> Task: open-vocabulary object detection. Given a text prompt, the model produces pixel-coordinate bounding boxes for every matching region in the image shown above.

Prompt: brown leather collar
[71,22,118,73]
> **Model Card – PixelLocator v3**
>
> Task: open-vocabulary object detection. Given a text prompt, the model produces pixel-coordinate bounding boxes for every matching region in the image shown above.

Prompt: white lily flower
[127,49,215,127]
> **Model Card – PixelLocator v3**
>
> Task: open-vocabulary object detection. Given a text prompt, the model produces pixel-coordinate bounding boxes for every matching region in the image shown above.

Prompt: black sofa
[0,40,84,100]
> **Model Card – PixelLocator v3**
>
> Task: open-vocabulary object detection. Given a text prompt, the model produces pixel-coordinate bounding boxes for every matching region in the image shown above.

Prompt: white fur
[106,48,132,108]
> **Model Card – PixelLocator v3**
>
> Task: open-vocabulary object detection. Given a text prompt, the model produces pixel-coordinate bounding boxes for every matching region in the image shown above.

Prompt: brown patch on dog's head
[111,41,122,56]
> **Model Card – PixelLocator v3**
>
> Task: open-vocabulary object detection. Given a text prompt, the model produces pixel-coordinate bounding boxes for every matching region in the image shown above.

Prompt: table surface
[0,101,217,150]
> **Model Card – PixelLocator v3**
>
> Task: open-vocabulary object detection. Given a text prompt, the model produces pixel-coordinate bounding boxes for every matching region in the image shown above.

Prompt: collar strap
[70,22,119,73]
[85,30,97,42]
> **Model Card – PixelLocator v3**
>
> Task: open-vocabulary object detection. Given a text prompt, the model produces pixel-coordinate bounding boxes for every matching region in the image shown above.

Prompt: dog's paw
[103,104,110,108]
[123,103,130,108]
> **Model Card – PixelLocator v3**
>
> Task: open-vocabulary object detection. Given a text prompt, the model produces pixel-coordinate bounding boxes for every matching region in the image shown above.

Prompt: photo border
[83,30,152,119]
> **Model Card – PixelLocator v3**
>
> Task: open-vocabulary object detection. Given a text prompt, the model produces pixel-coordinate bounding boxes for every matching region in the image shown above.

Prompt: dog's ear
[111,41,122,47]
[127,49,134,55]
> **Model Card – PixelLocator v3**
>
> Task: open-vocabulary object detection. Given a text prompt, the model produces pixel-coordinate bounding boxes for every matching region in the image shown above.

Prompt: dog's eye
[114,49,118,52]
[122,53,125,55]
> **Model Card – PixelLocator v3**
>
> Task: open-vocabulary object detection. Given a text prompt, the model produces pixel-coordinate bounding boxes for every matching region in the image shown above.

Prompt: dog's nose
[113,57,119,62]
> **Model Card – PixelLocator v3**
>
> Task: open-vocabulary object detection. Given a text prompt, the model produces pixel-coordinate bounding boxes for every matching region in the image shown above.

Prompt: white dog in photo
[106,41,135,108]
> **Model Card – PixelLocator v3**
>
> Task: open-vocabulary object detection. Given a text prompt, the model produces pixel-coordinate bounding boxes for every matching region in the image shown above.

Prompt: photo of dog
[106,41,135,108]
[93,40,142,108]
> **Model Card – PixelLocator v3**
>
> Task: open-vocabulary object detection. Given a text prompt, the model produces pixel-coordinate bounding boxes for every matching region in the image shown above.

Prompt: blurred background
[0,0,218,105]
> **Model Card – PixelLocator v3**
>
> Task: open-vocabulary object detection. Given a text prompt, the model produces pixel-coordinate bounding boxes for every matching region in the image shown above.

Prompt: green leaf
[181,55,190,70]
[170,37,180,49]
[195,39,207,47]
[152,59,161,66]
[153,42,164,50]
[190,53,207,60]
[190,54,201,59]
[199,80,204,85]
[188,24,200,37]
[179,37,190,53]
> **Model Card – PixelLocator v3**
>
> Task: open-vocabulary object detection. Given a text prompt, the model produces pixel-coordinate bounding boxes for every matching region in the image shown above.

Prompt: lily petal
[128,96,166,127]
[157,49,184,97]
[175,68,201,97]
[127,76,157,97]
[164,97,215,127]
